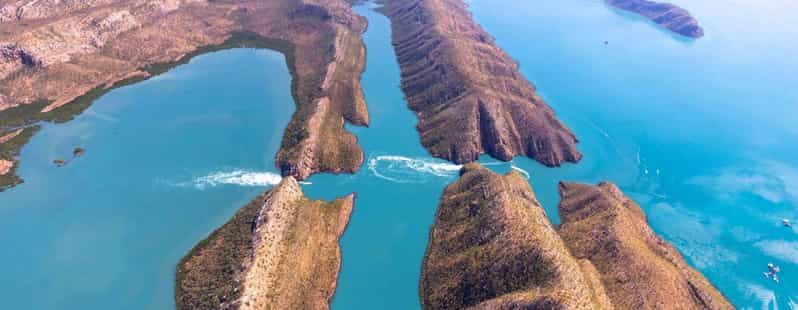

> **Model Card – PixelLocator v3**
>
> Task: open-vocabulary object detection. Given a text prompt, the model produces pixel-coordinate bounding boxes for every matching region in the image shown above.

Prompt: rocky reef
[422,165,733,309]
[0,0,369,190]
[607,0,704,38]
[558,182,732,309]
[175,177,354,310]
[383,0,581,167]
[421,163,611,309]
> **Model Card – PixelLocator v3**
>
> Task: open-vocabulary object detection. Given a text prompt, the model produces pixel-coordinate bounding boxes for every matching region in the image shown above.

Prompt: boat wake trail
[169,170,295,190]
[510,165,531,179]
[368,155,461,183]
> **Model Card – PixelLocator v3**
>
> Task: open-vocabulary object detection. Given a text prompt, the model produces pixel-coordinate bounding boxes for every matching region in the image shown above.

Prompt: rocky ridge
[0,0,369,189]
[422,164,733,309]
[421,163,611,309]
[607,0,704,38]
[175,177,354,310]
[558,181,733,310]
[383,0,581,167]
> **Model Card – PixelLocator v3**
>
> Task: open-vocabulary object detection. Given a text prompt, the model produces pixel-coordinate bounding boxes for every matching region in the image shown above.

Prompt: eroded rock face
[0,0,369,189]
[384,0,581,167]
[0,159,12,175]
[421,163,611,309]
[557,182,732,310]
[175,177,354,310]
[607,0,704,38]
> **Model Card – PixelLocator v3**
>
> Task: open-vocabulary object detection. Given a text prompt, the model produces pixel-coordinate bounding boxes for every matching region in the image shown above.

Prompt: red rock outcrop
[383,0,581,167]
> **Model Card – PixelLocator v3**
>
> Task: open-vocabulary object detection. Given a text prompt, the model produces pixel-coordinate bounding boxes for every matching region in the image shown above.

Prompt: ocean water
[0,49,295,309]
[465,0,798,308]
[1,0,796,309]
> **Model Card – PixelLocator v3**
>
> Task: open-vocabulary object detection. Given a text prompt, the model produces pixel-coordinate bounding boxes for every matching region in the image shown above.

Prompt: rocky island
[383,0,582,167]
[421,164,732,309]
[0,0,369,190]
[175,177,354,309]
[607,0,704,38]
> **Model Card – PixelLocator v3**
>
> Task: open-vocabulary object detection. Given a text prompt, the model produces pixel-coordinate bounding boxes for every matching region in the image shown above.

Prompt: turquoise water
[465,0,798,308]
[1,0,797,309]
[0,49,295,309]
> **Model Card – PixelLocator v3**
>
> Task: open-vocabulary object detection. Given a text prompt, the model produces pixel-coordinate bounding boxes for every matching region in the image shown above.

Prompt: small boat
[764,263,781,283]
[783,219,792,227]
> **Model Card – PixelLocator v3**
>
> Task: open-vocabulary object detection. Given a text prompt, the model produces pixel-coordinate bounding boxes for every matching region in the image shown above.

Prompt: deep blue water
[1,0,797,309]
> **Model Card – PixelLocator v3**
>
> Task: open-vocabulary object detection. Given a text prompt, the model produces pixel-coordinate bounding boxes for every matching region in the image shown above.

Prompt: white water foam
[510,165,531,179]
[168,170,288,190]
[368,155,461,183]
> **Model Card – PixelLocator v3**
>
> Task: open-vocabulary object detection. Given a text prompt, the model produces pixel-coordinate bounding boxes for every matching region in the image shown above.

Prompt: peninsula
[383,0,582,167]
[0,0,369,190]
[421,164,611,309]
[607,0,704,38]
[558,182,732,309]
[175,177,354,309]
[421,164,732,309]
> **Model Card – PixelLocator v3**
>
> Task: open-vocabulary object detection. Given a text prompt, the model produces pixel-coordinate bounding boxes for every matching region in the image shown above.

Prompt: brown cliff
[557,182,732,310]
[421,163,611,309]
[0,0,369,189]
[175,177,354,310]
[383,0,581,166]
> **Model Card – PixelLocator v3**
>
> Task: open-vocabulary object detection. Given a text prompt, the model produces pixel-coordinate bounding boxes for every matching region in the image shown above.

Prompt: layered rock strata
[557,181,733,309]
[422,165,733,309]
[383,0,581,166]
[175,177,354,310]
[421,163,611,309]
[607,0,704,38]
[0,0,369,189]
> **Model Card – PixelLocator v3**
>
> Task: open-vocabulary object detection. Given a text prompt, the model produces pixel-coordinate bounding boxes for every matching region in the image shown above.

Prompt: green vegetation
[0,31,301,191]
[0,126,39,191]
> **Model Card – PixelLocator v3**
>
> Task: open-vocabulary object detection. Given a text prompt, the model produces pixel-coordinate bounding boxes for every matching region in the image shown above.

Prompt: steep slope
[557,182,732,310]
[175,177,354,310]
[421,163,611,309]
[607,0,704,38]
[383,0,581,167]
[0,0,369,190]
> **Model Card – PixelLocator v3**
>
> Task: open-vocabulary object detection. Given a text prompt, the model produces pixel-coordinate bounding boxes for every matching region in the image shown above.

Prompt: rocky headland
[383,0,582,166]
[558,181,732,309]
[607,0,704,38]
[175,177,354,310]
[421,163,611,309]
[0,125,37,190]
[0,0,369,190]
[422,164,732,309]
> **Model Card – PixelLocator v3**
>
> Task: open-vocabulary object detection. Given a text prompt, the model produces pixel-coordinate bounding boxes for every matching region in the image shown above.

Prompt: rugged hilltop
[383,0,581,167]
[421,164,611,309]
[175,177,354,310]
[558,182,732,310]
[607,0,704,38]
[422,164,732,309]
[0,0,369,190]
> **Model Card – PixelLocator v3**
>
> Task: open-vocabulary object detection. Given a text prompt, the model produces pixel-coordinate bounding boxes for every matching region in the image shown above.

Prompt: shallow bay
[0,48,294,309]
